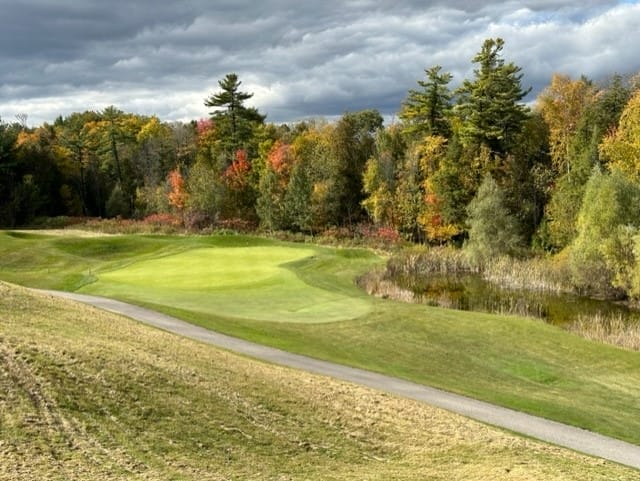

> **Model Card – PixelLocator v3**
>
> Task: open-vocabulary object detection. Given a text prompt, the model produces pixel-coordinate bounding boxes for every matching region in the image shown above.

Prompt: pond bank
[358,265,640,351]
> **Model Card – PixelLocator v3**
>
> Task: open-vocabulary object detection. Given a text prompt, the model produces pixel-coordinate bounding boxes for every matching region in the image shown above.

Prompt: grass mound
[1,282,637,480]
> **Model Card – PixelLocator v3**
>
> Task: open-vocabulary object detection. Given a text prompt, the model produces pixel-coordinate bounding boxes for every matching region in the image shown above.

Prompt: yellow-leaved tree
[600,90,640,181]
[537,73,595,174]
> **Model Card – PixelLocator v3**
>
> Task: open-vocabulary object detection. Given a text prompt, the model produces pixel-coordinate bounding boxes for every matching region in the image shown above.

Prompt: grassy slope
[2,230,640,448]
[1,281,637,481]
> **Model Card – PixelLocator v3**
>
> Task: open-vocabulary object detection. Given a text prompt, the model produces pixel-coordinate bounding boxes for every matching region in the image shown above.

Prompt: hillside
[0,282,636,480]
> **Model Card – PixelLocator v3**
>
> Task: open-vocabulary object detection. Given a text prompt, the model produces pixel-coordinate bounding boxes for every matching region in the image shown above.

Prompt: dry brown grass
[357,269,417,303]
[0,281,637,480]
[569,313,640,352]
[482,255,574,294]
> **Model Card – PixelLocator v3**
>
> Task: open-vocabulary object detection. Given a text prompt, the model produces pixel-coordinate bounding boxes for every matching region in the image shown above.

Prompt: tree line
[2,37,640,297]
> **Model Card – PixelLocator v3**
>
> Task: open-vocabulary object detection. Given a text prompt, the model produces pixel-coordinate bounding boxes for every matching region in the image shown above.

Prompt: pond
[391,272,640,326]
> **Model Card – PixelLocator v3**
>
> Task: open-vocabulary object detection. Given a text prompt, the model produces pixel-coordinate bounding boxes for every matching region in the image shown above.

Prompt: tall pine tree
[400,65,453,139]
[455,38,530,156]
[204,73,265,159]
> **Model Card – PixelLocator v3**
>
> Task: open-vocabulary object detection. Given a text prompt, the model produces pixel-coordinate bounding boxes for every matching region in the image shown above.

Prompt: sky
[1,0,639,127]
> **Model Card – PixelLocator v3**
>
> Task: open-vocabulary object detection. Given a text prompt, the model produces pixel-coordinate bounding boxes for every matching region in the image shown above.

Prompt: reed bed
[482,255,574,295]
[569,313,640,352]
[385,246,476,277]
[356,269,417,303]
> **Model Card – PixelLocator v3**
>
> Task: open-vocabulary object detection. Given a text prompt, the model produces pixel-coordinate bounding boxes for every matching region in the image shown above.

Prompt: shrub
[106,184,130,219]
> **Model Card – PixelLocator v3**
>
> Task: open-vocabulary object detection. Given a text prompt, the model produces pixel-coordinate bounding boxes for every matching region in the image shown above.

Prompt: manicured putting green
[81,246,372,323]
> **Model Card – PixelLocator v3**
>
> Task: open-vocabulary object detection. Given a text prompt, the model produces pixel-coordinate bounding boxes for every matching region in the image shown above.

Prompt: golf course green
[2,229,640,448]
[82,245,372,322]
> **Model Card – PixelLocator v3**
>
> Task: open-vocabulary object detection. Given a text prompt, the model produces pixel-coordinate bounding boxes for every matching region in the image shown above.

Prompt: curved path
[39,289,640,470]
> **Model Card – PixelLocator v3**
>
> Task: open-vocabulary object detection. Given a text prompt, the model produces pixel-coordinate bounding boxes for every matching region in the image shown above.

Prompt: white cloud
[1,1,639,126]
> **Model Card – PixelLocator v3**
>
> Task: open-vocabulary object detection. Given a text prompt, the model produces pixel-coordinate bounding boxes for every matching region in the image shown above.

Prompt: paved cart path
[38,289,640,470]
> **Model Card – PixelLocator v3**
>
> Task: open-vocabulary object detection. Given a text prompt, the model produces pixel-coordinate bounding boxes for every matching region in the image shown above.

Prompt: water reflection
[392,273,640,326]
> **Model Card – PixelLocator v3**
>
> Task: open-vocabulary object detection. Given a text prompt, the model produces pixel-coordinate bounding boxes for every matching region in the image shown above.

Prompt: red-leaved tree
[224,149,251,190]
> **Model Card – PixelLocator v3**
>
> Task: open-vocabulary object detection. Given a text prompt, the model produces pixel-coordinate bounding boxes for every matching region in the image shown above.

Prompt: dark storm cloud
[1,0,639,125]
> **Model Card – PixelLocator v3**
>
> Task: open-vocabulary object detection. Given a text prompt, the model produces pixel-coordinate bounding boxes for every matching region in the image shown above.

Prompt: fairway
[82,245,372,323]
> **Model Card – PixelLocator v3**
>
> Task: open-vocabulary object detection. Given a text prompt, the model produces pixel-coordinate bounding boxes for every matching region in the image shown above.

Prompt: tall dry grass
[569,313,640,351]
[482,254,574,295]
[356,269,417,303]
[385,246,476,278]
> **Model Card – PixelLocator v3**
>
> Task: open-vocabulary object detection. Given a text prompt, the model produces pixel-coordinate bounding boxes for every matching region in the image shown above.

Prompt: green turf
[85,245,372,322]
[2,229,640,448]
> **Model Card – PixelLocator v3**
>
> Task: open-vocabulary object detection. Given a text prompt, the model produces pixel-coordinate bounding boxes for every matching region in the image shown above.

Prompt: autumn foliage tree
[537,74,595,174]
[257,141,296,230]
[362,126,405,227]
[417,136,462,243]
[167,168,188,221]
[600,89,640,181]
[221,148,256,220]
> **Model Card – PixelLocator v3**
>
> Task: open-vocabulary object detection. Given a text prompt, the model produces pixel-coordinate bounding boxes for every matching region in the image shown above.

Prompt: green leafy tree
[400,65,453,139]
[55,111,103,216]
[502,112,553,245]
[455,38,530,156]
[136,116,178,187]
[543,145,594,250]
[184,160,222,228]
[256,141,295,230]
[569,169,640,296]
[330,109,384,226]
[13,126,64,223]
[256,165,282,231]
[84,107,150,217]
[284,125,330,233]
[105,182,128,218]
[600,224,638,296]
[0,119,22,226]
[574,74,631,160]
[395,145,427,242]
[284,154,313,233]
[465,174,524,266]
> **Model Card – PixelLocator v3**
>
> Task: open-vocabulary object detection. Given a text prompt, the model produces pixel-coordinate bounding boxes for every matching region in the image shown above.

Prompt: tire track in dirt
[0,340,146,479]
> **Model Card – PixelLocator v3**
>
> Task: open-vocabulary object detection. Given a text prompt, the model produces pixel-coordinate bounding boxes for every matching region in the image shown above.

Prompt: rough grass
[1,282,637,480]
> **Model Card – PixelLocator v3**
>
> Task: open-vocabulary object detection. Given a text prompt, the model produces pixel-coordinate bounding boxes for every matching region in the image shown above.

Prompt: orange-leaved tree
[167,168,188,224]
